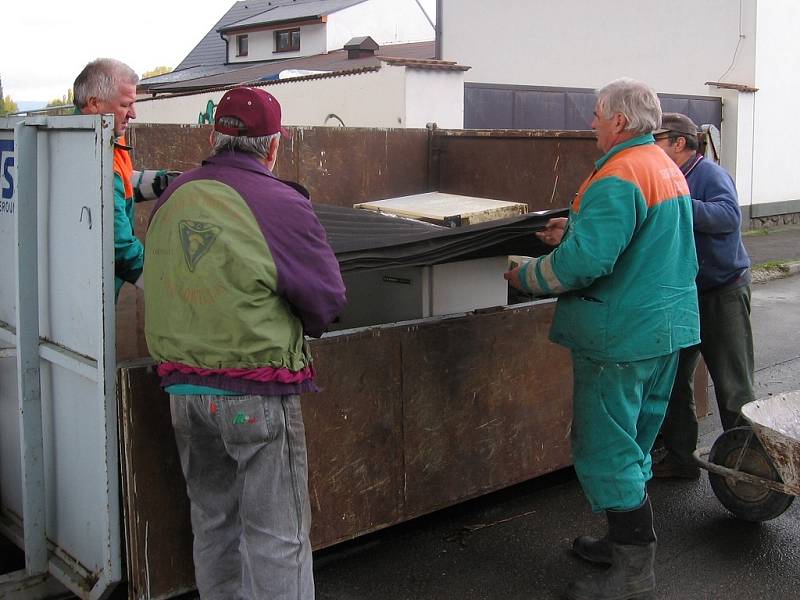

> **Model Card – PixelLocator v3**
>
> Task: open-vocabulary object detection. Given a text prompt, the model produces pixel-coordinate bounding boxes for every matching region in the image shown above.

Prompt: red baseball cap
[214,87,289,138]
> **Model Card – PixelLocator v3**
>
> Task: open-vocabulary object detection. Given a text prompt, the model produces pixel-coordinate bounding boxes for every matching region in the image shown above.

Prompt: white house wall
[404,68,464,129]
[135,90,229,126]
[440,0,756,95]
[227,23,327,63]
[328,0,435,51]
[134,67,409,128]
[276,67,408,127]
[751,0,800,210]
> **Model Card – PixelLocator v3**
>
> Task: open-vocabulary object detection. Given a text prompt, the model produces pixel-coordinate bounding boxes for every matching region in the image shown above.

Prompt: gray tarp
[314,204,569,272]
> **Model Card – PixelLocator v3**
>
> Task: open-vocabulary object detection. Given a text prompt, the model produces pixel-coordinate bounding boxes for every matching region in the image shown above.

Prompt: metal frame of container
[0,116,121,599]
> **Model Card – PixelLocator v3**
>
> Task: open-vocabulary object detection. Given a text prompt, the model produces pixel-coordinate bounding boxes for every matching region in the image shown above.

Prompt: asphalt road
[313,275,800,600]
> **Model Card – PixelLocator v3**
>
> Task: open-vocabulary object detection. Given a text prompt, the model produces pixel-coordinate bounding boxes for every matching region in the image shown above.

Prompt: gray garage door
[465,83,722,131]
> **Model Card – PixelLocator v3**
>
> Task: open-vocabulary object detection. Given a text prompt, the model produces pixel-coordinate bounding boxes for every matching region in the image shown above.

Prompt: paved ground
[743,223,800,266]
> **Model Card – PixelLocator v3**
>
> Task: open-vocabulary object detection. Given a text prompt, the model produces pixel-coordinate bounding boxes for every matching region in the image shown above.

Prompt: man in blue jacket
[652,112,755,478]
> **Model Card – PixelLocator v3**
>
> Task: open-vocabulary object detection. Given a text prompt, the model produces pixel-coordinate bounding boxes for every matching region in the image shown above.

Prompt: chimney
[344,36,379,59]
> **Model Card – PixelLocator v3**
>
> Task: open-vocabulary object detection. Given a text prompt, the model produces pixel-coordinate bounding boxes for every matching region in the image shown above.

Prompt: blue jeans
[170,394,314,600]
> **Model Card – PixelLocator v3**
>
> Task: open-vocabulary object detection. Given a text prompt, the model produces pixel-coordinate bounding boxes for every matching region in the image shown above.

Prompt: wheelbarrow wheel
[708,426,794,522]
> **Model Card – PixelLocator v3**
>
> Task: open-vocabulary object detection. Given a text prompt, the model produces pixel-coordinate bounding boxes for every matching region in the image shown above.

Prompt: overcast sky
[1,0,436,104]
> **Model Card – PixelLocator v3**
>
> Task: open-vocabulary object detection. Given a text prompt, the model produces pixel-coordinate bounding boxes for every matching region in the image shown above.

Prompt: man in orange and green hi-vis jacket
[506,78,699,600]
[73,58,177,300]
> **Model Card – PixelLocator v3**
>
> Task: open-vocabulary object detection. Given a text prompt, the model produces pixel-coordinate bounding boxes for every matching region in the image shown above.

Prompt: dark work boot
[566,496,657,600]
[572,534,612,565]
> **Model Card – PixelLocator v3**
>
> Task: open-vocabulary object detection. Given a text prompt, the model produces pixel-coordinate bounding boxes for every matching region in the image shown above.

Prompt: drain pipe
[220,31,230,65]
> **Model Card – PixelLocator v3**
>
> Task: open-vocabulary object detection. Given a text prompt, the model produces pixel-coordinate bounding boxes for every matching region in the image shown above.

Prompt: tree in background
[142,66,173,79]
[0,95,19,116]
[47,89,74,107]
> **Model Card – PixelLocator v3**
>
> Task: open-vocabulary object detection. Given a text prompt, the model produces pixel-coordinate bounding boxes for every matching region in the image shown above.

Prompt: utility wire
[717,0,745,82]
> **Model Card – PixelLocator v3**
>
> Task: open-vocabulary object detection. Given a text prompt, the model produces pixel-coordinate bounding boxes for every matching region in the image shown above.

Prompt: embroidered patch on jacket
[179,221,222,272]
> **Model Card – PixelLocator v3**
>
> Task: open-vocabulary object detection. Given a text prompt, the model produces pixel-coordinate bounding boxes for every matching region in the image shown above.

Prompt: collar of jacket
[202,151,277,179]
[594,133,655,170]
[680,153,704,178]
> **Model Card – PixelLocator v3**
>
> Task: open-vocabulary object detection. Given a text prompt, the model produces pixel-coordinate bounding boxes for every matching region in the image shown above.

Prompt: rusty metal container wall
[125,125,599,211]
[126,124,432,208]
[117,125,598,363]
[114,124,707,598]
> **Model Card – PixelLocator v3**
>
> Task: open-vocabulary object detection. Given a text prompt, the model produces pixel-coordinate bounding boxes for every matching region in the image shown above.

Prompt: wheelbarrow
[693,390,800,522]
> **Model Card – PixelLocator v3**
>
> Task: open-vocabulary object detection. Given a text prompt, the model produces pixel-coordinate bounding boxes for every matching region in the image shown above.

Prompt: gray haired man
[144,87,346,599]
[506,79,699,600]
[73,58,177,300]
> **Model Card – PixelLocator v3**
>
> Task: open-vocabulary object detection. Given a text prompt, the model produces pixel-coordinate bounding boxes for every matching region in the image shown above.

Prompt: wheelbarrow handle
[693,448,800,497]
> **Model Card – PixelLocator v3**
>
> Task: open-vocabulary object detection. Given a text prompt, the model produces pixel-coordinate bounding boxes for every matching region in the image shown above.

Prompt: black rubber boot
[572,534,612,565]
[566,496,657,600]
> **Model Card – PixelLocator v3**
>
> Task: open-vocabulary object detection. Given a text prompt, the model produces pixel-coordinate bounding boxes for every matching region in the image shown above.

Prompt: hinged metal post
[13,120,47,575]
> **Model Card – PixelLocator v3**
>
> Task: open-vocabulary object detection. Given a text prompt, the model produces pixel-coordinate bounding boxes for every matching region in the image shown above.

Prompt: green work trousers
[571,351,680,512]
[660,284,754,462]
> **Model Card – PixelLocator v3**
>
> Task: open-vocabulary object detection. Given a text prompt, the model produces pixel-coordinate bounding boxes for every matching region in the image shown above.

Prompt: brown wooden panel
[118,363,195,600]
[116,302,709,597]
[434,130,599,211]
[304,328,405,548]
[401,304,574,513]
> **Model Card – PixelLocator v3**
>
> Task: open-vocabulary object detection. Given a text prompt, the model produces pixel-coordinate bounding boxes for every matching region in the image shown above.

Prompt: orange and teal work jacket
[73,107,143,299]
[519,134,700,362]
[112,138,144,298]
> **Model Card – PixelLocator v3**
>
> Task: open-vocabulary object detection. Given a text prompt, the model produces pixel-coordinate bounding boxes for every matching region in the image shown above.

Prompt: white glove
[133,169,180,201]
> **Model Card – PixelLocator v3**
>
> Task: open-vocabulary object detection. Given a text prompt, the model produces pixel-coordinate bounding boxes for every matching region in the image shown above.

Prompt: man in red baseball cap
[144,86,346,599]
[214,86,291,138]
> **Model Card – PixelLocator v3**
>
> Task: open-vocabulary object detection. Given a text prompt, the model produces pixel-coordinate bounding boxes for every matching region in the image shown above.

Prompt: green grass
[743,228,770,237]
[752,260,790,272]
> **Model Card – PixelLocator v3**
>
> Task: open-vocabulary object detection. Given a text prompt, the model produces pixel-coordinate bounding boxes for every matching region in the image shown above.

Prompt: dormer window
[275,28,300,53]
[236,34,248,57]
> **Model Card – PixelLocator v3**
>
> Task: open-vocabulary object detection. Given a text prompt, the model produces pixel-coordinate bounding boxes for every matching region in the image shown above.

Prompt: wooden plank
[117,364,195,600]
[304,328,405,548]
[401,304,574,513]
[355,192,527,226]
